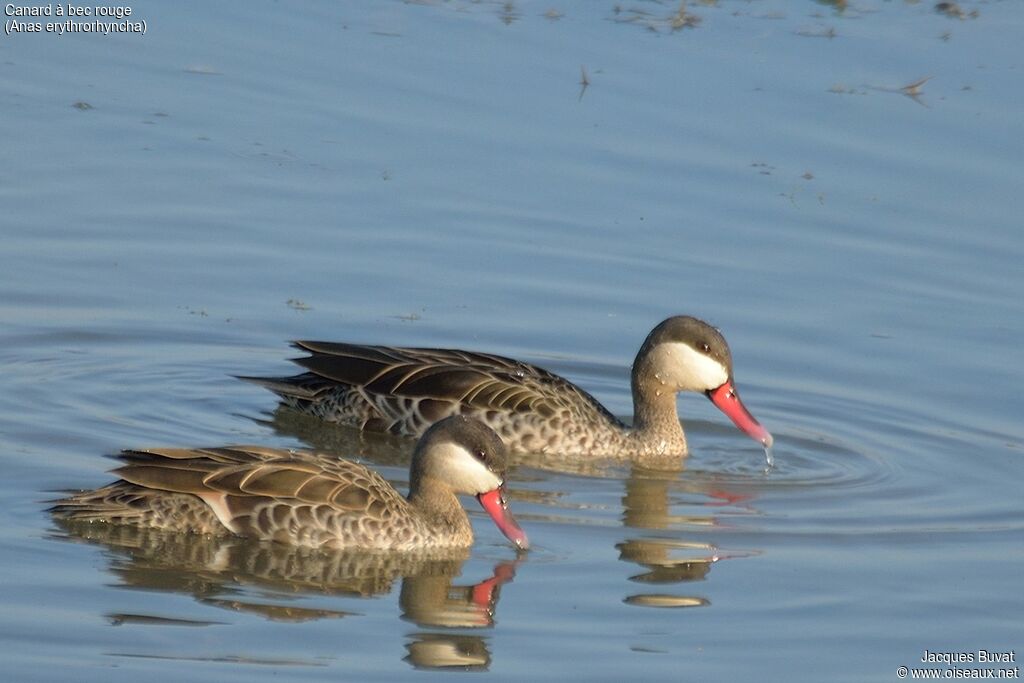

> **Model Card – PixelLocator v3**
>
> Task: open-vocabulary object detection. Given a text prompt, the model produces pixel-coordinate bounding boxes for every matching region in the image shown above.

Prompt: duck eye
[700,342,711,354]
[474,449,487,462]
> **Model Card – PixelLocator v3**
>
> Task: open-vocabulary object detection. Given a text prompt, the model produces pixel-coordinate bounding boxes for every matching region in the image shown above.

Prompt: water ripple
[690,427,898,493]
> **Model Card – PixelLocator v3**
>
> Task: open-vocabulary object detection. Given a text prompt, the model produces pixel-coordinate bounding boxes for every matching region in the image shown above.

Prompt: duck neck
[407,476,472,538]
[630,356,688,455]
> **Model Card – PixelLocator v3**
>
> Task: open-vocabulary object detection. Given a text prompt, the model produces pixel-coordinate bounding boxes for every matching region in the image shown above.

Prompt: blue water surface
[1,1,1021,681]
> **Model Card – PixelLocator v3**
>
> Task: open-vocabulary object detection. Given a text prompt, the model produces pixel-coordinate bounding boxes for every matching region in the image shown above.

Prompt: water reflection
[617,538,715,584]
[256,408,414,467]
[264,409,763,613]
[617,465,758,609]
[619,466,716,608]
[405,634,491,671]
[400,561,517,670]
[50,519,519,670]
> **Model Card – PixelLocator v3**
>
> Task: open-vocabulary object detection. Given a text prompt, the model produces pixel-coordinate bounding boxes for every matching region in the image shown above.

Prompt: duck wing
[113,446,410,546]
[290,342,620,425]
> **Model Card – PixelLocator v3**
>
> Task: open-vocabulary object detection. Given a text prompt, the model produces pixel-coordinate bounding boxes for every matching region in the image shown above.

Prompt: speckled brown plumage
[243,316,773,460]
[51,416,528,551]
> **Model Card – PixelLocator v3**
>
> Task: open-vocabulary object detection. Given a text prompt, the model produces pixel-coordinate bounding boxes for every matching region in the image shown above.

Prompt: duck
[50,416,529,551]
[243,315,772,460]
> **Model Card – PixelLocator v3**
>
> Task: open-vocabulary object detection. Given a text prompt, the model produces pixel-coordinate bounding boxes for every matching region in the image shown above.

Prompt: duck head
[636,316,773,448]
[413,416,530,550]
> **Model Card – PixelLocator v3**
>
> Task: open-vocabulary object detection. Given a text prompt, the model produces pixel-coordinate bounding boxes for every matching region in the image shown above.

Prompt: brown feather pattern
[51,416,527,550]
[55,457,469,551]
[240,316,769,460]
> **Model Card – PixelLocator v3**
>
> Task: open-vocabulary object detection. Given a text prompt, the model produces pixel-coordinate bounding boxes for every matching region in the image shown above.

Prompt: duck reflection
[617,464,757,609]
[257,407,413,467]
[404,633,491,670]
[617,538,715,584]
[50,518,519,668]
[264,408,761,613]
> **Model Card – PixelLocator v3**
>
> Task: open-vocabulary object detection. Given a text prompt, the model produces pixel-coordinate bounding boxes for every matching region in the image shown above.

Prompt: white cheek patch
[430,442,503,495]
[658,342,729,392]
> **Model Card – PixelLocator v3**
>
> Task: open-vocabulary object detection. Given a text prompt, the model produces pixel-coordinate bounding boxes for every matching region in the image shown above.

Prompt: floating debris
[183,64,222,76]
[611,0,700,33]
[900,76,932,102]
[796,25,837,39]
[935,2,978,20]
[669,1,700,31]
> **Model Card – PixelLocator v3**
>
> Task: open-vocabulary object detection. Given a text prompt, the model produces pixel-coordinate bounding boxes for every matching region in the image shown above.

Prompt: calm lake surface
[2,1,1021,681]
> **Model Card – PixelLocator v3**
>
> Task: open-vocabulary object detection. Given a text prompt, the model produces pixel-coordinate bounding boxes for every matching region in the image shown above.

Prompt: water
[2,1,1022,680]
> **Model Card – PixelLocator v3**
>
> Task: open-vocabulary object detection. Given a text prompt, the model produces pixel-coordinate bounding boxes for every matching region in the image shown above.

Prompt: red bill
[477,486,529,550]
[706,380,773,448]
